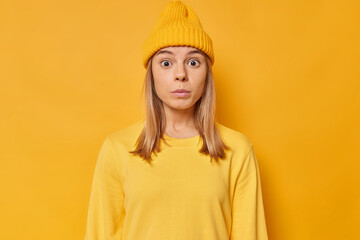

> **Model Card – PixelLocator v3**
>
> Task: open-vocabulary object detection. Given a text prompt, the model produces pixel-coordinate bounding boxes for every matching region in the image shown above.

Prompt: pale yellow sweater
[85,119,268,240]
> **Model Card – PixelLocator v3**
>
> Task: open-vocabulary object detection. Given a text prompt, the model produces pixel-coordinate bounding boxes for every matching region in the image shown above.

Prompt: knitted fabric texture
[142,0,214,69]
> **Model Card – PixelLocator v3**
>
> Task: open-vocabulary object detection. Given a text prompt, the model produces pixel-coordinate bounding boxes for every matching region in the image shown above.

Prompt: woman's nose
[175,63,187,81]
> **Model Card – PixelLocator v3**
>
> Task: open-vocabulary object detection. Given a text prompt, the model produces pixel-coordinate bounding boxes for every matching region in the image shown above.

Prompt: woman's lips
[172,92,190,97]
[171,89,190,97]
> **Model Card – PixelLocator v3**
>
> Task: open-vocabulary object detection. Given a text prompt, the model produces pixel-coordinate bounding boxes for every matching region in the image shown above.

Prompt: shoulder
[105,119,145,150]
[215,122,253,154]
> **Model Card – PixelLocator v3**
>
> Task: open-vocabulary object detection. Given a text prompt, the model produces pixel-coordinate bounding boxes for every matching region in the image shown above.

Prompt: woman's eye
[160,60,171,67]
[189,59,200,67]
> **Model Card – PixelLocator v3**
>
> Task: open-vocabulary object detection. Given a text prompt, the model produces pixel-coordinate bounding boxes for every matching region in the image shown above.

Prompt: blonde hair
[129,53,230,163]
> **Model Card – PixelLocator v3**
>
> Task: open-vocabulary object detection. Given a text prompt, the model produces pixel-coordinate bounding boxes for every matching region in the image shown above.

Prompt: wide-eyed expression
[151,46,208,111]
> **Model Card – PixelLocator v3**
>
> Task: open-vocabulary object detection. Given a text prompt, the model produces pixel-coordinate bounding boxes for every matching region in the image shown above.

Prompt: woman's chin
[164,101,196,111]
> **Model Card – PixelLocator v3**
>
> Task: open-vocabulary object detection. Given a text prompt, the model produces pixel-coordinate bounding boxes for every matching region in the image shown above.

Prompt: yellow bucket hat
[142,0,214,69]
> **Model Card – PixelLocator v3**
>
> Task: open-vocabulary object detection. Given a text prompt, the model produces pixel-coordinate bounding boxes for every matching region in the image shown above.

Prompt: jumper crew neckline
[162,133,201,148]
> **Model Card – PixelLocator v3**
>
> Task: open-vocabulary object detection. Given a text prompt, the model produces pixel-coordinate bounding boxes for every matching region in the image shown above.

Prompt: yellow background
[1,0,359,239]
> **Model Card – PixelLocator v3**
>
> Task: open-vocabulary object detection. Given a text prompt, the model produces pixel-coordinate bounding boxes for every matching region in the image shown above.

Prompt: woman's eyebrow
[155,50,174,56]
[186,50,203,55]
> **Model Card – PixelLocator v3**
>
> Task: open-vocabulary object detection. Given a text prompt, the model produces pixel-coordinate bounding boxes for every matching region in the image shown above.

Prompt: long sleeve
[230,145,268,240]
[85,137,126,240]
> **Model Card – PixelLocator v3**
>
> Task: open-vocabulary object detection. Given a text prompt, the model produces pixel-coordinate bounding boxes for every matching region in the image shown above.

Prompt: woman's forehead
[161,46,198,51]
[155,46,204,56]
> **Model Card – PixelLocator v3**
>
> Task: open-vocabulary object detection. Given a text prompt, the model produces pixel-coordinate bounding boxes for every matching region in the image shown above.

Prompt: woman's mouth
[171,89,190,97]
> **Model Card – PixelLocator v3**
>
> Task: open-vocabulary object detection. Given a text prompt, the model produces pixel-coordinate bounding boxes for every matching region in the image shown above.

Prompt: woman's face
[151,46,207,111]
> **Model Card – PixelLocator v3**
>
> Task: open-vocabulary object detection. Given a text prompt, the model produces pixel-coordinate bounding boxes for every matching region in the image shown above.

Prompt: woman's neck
[163,104,199,138]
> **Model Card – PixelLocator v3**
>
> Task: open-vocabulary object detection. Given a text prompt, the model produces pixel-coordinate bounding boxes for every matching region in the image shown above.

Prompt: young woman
[85,1,268,239]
